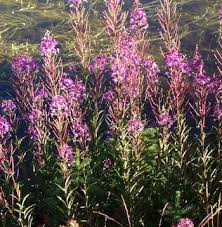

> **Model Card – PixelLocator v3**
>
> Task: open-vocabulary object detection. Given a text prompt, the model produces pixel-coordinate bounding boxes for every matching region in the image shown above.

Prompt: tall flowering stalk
[68,0,91,68]
[190,49,217,217]
[11,54,37,114]
[129,0,149,57]
[157,0,180,51]
[40,31,61,97]
[0,113,34,226]
[103,0,127,50]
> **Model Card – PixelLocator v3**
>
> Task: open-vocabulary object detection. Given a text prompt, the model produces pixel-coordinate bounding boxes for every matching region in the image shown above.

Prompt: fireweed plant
[0,0,222,226]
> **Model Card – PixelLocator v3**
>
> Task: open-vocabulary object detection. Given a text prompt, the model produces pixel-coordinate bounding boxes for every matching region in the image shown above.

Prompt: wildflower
[34,87,48,100]
[164,50,188,73]
[28,125,43,140]
[50,95,69,117]
[0,116,11,139]
[88,55,107,75]
[129,6,148,31]
[214,104,222,121]
[158,111,173,129]
[27,109,42,123]
[176,218,194,227]
[102,90,115,102]
[61,78,85,102]
[40,31,59,56]
[194,73,211,87]
[190,47,203,74]
[11,54,37,74]
[128,118,144,134]
[103,158,112,176]
[71,119,91,142]
[57,143,73,161]
[144,58,159,77]
[1,100,16,113]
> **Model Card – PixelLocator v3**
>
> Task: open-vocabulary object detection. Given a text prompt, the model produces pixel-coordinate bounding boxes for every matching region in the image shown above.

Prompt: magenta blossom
[176,218,194,227]
[158,111,173,129]
[71,119,91,143]
[0,116,11,139]
[103,158,112,176]
[1,100,16,113]
[50,95,69,117]
[40,31,59,56]
[28,125,43,140]
[57,143,73,161]
[88,54,107,75]
[11,54,37,74]
[61,78,85,102]
[128,118,144,135]
[164,50,188,73]
[129,7,148,31]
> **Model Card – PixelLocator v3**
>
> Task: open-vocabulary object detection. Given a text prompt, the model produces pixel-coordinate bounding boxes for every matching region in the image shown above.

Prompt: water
[0,0,220,65]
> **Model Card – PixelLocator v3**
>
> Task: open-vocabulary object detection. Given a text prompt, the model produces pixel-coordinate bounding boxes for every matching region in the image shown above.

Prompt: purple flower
[28,125,43,140]
[129,7,148,31]
[61,78,85,102]
[71,119,91,142]
[158,111,173,129]
[176,218,194,227]
[144,58,159,76]
[219,4,222,22]
[88,55,107,74]
[40,31,59,56]
[34,87,48,100]
[190,47,203,74]
[27,109,42,123]
[50,95,69,117]
[11,54,37,74]
[214,104,222,121]
[103,158,112,176]
[102,90,114,102]
[164,50,188,73]
[1,100,16,113]
[0,116,11,139]
[111,62,127,83]
[194,73,211,87]
[128,118,144,134]
[57,143,73,161]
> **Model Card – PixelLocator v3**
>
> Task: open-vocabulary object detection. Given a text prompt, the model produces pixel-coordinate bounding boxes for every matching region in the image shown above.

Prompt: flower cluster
[176,218,194,227]
[157,111,173,129]
[40,31,59,56]
[27,109,44,140]
[164,50,188,73]
[214,103,222,121]
[71,119,91,143]
[11,54,37,74]
[57,143,73,161]
[102,158,112,176]
[0,116,11,139]
[88,55,107,75]
[128,118,144,135]
[61,77,85,103]
[1,100,16,113]
[144,57,159,97]
[189,47,203,74]
[50,95,69,117]
[129,7,148,31]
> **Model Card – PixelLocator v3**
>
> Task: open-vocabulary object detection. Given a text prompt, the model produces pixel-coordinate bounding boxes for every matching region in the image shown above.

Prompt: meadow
[0,0,221,226]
